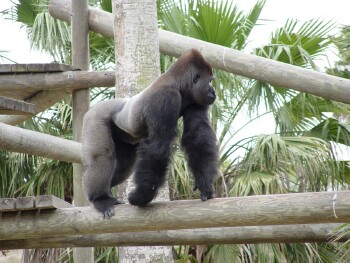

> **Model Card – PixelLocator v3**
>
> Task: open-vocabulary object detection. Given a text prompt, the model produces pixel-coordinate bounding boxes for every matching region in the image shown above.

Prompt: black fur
[82,49,219,218]
[128,89,180,206]
[181,105,219,201]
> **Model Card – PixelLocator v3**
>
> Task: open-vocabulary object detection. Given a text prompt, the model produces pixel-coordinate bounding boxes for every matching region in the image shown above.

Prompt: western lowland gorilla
[82,49,220,219]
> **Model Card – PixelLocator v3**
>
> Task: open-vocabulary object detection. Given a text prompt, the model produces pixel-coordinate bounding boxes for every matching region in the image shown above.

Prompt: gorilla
[82,49,220,219]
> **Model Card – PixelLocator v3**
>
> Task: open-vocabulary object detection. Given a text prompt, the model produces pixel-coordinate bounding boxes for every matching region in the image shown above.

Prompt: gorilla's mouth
[207,86,216,102]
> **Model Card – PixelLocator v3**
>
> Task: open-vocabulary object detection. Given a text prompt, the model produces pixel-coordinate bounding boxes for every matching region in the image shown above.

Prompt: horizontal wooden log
[49,0,350,104]
[0,191,349,241]
[0,63,72,73]
[35,195,73,209]
[0,96,35,115]
[0,71,114,91]
[0,223,347,250]
[0,89,71,125]
[0,122,82,163]
[0,198,16,211]
[15,197,35,210]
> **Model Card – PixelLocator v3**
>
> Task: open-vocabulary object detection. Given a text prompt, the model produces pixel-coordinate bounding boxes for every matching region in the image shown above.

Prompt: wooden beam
[0,71,113,125]
[35,195,73,209]
[0,90,70,126]
[15,197,35,211]
[0,195,72,212]
[0,71,114,91]
[0,198,16,212]
[49,0,350,104]
[0,223,347,250]
[71,0,91,207]
[0,96,35,115]
[0,191,349,241]
[0,63,72,73]
[71,0,94,261]
[0,122,82,163]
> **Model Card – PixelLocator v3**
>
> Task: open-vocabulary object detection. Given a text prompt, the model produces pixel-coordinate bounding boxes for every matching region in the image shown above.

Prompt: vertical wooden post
[71,0,93,262]
[112,0,174,262]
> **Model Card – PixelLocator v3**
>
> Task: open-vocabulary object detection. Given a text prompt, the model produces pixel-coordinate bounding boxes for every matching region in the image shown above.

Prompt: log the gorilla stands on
[0,0,350,251]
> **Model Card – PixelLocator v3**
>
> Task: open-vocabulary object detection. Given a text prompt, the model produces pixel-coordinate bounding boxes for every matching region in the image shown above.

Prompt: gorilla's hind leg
[111,137,138,188]
[84,153,120,219]
[82,118,122,219]
[127,93,179,206]
[128,136,175,206]
[91,195,120,219]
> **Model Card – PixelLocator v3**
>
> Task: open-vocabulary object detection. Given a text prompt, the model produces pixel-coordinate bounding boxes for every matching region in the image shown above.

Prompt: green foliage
[204,244,243,263]
[94,247,118,263]
[255,18,335,69]
[327,25,350,78]
[249,18,339,134]
[173,245,197,263]
[231,135,344,195]
[0,106,74,199]
[2,0,350,262]
[0,151,37,198]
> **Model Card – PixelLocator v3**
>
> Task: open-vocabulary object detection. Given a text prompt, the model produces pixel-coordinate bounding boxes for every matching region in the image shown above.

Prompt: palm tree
[159,0,350,262]
[2,0,350,262]
[327,25,350,79]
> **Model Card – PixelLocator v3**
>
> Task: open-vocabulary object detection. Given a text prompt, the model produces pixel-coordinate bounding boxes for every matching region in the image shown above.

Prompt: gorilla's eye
[193,73,200,84]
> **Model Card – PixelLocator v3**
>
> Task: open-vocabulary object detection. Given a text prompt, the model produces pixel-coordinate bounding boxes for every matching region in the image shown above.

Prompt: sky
[0,0,52,63]
[1,0,350,64]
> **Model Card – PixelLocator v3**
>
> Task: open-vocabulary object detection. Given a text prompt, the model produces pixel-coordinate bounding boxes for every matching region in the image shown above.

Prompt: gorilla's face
[192,71,216,106]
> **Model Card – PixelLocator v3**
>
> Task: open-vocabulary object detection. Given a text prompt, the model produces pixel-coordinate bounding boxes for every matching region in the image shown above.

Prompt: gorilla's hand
[193,184,215,201]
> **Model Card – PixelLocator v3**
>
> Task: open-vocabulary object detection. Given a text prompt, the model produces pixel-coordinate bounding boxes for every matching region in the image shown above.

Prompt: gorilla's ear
[193,73,200,84]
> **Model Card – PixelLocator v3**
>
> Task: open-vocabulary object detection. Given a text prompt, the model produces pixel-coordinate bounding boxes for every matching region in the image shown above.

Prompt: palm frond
[254,18,336,69]
[235,0,266,50]
[233,134,342,195]
[30,11,71,62]
[305,117,350,146]
[204,244,243,263]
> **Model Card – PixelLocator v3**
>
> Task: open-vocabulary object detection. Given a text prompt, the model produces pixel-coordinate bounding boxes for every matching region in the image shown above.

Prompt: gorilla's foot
[128,187,156,207]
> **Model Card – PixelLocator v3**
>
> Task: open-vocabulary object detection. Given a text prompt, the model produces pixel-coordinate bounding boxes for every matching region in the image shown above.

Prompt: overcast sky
[1,0,350,64]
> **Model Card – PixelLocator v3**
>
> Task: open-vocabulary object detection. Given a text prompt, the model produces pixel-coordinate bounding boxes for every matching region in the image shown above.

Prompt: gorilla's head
[188,49,216,106]
[169,49,217,106]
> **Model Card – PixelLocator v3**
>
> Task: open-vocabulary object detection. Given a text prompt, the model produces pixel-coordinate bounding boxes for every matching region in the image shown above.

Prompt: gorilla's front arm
[181,104,219,201]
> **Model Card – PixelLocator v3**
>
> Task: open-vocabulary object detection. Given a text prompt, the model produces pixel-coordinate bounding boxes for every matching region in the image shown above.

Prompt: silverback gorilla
[82,49,220,218]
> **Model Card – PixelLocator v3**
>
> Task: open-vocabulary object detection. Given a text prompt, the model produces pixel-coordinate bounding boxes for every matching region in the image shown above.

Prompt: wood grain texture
[71,1,94,261]
[0,195,72,212]
[0,71,114,92]
[35,195,72,209]
[49,0,350,104]
[0,70,113,125]
[0,89,70,125]
[0,223,347,250]
[16,197,35,210]
[0,97,35,115]
[0,191,349,241]
[0,198,16,211]
[0,122,82,163]
[0,63,72,73]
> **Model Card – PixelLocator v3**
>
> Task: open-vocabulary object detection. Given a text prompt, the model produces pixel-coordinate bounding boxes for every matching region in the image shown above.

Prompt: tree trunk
[112,0,174,262]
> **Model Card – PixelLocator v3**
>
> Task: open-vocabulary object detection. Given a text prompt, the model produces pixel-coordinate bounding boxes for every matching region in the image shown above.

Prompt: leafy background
[1,0,350,262]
